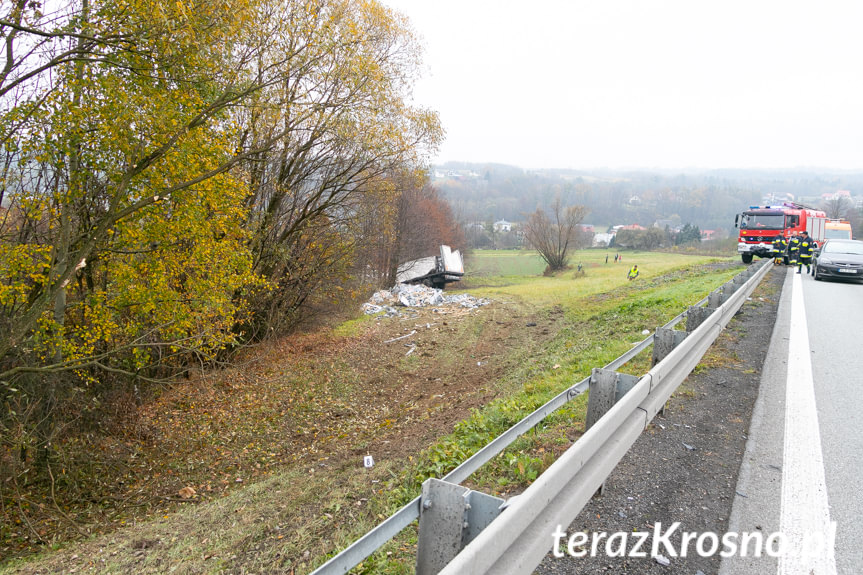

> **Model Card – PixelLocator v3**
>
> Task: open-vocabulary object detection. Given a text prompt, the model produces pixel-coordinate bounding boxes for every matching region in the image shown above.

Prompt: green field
[463,248,737,307]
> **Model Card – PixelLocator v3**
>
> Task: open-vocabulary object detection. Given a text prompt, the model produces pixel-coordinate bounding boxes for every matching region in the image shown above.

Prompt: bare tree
[522,198,589,272]
[822,196,854,220]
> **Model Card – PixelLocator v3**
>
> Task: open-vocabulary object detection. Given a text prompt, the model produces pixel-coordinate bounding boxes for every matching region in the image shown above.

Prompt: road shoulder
[718,267,790,575]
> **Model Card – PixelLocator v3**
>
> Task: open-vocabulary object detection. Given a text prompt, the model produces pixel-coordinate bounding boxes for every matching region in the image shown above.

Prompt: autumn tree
[0,0,439,373]
[0,0,440,482]
[238,1,442,333]
[0,1,294,486]
[522,198,589,272]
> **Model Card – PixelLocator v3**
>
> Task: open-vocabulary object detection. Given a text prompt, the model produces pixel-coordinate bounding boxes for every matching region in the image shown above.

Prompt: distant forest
[434,163,863,233]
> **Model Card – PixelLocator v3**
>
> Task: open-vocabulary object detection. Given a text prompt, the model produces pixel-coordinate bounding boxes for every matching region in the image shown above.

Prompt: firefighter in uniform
[771,235,787,265]
[797,231,814,274]
[788,234,801,268]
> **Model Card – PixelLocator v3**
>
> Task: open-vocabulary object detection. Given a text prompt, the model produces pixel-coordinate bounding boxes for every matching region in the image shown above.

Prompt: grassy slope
[329,250,745,573]
[1,249,744,575]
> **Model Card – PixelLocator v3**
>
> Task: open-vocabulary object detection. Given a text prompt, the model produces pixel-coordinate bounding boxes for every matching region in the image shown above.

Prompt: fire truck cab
[734,203,827,264]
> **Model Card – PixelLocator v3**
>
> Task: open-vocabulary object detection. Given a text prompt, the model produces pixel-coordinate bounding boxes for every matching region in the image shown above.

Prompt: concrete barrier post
[686,306,713,333]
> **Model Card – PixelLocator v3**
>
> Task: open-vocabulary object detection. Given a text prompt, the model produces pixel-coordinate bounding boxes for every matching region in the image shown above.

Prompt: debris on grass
[363,284,490,317]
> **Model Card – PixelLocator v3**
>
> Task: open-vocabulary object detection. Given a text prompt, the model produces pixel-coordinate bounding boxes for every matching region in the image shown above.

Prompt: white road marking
[778,273,836,575]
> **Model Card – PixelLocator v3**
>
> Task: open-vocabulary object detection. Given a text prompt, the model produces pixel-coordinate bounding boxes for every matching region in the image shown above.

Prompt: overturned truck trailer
[396,245,464,289]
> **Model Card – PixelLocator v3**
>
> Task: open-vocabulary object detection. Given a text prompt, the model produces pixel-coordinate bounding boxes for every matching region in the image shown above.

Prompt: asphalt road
[721,268,863,575]
[804,270,863,574]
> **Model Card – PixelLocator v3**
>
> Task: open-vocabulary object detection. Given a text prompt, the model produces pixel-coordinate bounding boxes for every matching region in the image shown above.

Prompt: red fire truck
[734,202,827,263]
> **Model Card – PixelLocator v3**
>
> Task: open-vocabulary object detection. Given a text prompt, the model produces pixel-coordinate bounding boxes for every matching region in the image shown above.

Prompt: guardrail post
[585,368,640,430]
[416,478,504,575]
[708,288,726,308]
[686,306,712,333]
[651,327,686,366]
[585,368,640,495]
[651,327,686,418]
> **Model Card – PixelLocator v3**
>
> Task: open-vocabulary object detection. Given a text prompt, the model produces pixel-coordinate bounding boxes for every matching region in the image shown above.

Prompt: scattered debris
[654,554,671,566]
[363,283,490,317]
[682,442,695,451]
[383,330,417,343]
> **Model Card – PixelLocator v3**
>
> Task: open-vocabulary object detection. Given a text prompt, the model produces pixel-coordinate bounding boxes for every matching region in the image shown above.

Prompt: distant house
[493,219,512,232]
[628,195,642,206]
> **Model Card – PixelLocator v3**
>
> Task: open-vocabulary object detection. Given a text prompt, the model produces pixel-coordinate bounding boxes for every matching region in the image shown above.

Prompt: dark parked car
[812,239,863,282]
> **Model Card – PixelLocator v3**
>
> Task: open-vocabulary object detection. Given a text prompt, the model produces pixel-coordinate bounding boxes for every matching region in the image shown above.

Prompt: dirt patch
[536,268,784,574]
[263,300,562,466]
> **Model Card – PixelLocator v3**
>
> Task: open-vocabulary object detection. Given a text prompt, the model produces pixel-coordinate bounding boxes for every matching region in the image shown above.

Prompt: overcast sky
[382,0,863,171]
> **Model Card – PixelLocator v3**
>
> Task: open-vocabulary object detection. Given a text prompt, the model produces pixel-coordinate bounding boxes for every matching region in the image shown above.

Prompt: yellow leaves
[0,244,52,308]
[1,0,440,381]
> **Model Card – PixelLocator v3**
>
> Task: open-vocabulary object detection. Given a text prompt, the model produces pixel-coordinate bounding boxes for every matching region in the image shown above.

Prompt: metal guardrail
[311,260,771,575]
[438,259,772,574]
